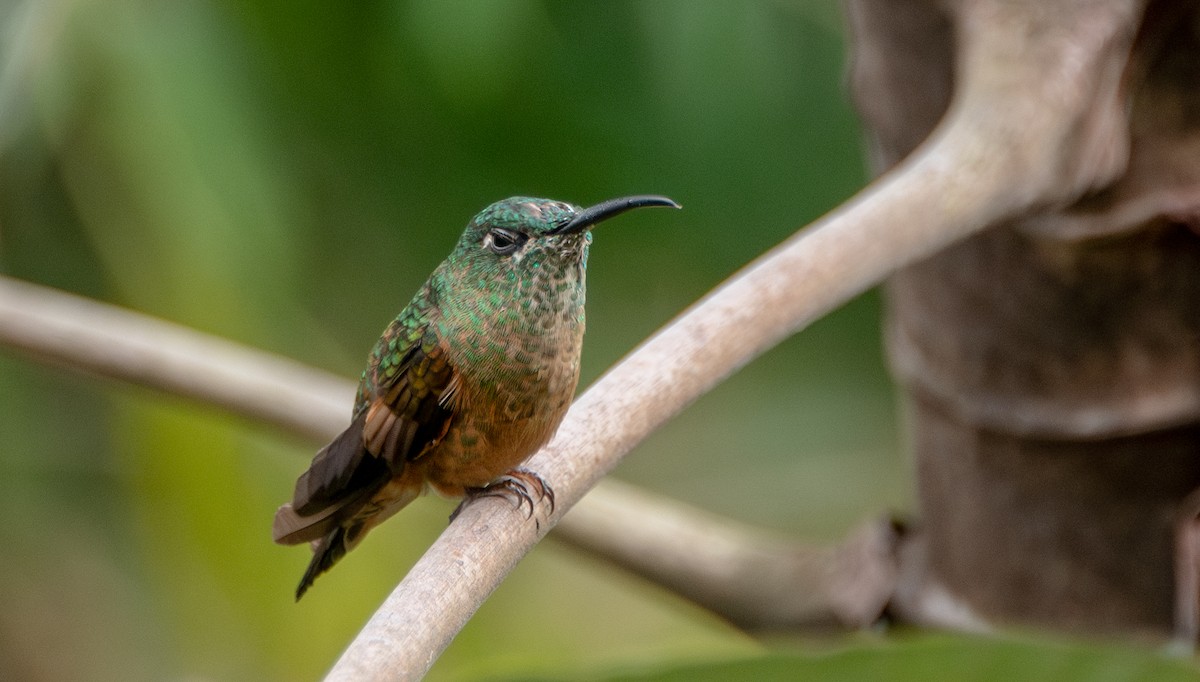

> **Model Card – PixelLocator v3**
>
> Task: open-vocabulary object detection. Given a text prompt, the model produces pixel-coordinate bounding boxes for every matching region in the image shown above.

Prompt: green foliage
[591,634,1200,682]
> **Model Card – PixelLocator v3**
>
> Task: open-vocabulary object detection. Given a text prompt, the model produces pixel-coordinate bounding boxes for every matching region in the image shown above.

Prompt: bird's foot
[450,468,556,525]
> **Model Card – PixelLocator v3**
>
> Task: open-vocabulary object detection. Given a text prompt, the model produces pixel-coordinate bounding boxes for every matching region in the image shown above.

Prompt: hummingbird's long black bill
[551,195,681,235]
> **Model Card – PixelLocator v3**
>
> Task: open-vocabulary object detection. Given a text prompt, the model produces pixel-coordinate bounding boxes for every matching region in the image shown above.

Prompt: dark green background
[2,2,1184,681]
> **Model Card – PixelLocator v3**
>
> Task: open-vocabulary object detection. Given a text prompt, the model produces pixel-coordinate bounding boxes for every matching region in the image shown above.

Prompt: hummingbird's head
[451,195,680,284]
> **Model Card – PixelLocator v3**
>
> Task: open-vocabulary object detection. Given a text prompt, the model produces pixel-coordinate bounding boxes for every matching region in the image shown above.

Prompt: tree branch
[556,479,899,631]
[0,275,351,443]
[324,162,966,678]
[323,2,1145,678]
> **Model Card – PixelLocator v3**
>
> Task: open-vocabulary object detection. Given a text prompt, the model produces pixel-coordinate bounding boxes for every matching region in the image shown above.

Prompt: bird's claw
[450,468,555,525]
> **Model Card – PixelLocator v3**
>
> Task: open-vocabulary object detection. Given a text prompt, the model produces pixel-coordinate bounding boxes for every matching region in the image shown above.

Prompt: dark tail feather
[296,526,348,601]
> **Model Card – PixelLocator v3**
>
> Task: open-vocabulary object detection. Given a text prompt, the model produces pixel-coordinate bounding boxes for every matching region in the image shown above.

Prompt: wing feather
[272,321,458,546]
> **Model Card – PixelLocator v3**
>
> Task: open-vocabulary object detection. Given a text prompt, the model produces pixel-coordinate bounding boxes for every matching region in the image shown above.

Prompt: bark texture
[847,0,1200,636]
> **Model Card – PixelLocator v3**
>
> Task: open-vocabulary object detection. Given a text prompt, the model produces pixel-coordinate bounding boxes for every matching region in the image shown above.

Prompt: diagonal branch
[323,2,1144,678]
[327,160,981,679]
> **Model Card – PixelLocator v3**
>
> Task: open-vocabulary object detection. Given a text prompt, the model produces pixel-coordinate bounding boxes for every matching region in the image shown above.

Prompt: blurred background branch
[554,478,900,632]
[0,272,900,663]
[0,275,350,442]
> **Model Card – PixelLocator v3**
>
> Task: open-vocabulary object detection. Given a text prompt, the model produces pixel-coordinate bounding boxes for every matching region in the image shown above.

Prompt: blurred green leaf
[587,634,1200,682]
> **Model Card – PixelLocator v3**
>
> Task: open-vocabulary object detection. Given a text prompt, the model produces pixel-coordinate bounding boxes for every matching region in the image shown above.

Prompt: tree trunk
[847,0,1200,636]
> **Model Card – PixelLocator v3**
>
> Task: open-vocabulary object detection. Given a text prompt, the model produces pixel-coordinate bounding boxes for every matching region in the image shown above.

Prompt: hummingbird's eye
[486,228,526,255]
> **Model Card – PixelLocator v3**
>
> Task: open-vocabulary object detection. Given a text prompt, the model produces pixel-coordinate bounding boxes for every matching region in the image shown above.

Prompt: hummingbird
[273,194,680,599]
